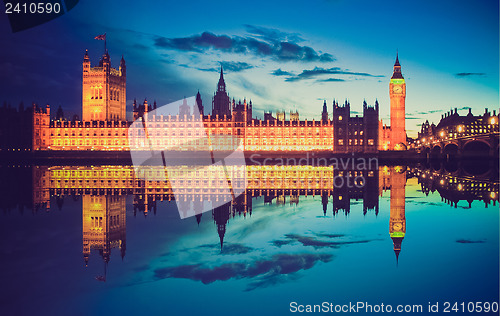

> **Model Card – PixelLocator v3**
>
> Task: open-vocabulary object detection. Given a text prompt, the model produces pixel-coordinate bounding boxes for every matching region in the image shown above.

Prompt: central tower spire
[218,64,226,92]
[212,64,231,117]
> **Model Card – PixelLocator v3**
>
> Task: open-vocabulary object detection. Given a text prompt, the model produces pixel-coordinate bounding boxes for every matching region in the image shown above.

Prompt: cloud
[410,109,442,115]
[244,24,304,43]
[271,240,295,247]
[197,61,254,73]
[283,234,375,249]
[270,234,377,249]
[316,78,346,83]
[154,253,332,290]
[271,68,295,76]
[234,76,268,98]
[408,106,472,119]
[455,72,486,78]
[315,233,345,238]
[456,239,486,244]
[198,243,254,255]
[154,30,334,63]
[284,67,383,82]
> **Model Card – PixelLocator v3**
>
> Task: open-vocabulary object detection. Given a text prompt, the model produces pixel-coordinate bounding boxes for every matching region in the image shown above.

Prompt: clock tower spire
[389,53,406,150]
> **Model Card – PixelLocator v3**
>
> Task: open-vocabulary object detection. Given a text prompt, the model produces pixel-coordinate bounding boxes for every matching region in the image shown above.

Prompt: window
[338,139,344,145]
[368,139,374,146]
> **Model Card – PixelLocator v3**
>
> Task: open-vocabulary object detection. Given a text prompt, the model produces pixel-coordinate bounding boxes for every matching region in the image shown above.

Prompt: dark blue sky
[0,0,498,135]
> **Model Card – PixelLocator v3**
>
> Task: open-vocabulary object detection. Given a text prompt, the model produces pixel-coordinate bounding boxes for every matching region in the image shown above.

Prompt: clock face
[393,223,403,231]
[392,85,403,94]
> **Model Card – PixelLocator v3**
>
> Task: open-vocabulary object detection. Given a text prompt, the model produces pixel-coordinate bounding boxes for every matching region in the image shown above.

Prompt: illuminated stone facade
[82,50,126,121]
[31,50,410,153]
[29,164,498,253]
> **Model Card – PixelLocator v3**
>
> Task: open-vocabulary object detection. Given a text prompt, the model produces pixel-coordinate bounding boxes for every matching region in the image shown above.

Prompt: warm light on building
[31,49,411,153]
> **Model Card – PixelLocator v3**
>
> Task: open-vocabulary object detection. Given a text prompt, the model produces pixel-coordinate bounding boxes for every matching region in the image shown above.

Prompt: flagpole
[104,32,107,53]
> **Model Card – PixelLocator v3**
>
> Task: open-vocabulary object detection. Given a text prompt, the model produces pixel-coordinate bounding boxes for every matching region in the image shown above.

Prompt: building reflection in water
[82,195,126,281]
[17,163,498,278]
[384,166,406,264]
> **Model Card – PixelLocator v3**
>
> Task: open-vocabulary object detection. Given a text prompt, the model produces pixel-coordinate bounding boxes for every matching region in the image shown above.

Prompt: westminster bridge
[415,108,499,159]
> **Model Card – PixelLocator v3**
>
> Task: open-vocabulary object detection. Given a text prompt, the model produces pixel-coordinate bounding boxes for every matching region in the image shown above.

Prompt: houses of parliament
[30,49,408,153]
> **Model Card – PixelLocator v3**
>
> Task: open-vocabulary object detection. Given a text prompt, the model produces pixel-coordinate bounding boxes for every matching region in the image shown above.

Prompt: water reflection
[1,163,498,284]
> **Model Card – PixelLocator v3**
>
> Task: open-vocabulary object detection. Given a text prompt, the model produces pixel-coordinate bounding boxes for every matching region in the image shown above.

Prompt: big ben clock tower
[389,54,406,150]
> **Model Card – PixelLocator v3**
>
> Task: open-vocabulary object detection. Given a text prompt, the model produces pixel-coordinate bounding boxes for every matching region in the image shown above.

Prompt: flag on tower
[94,33,106,40]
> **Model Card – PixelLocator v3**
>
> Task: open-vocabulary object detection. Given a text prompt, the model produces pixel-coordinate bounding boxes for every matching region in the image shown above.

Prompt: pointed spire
[217,63,226,92]
[391,52,404,79]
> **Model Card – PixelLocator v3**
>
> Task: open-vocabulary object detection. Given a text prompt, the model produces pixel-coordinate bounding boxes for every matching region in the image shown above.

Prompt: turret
[101,51,111,72]
[119,55,126,77]
[196,90,203,115]
[322,100,328,123]
[83,49,90,73]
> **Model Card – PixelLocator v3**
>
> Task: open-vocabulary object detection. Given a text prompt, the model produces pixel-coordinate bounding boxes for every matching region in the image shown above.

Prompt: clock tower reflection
[387,166,406,264]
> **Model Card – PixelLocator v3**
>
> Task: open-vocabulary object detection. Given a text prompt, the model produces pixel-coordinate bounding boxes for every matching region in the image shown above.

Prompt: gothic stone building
[32,50,407,153]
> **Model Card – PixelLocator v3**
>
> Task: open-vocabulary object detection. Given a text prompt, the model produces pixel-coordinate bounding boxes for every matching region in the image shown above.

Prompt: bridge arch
[443,143,459,159]
[462,140,490,158]
[430,145,442,159]
[463,138,491,149]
